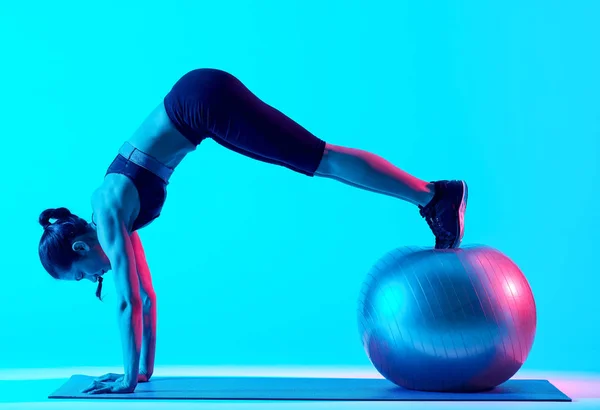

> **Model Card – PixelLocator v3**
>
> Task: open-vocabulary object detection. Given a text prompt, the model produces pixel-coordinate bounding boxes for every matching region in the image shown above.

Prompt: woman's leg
[177,69,467,248]
[314,143,468,249]
[314,143,435,207]
[192,70,434,205]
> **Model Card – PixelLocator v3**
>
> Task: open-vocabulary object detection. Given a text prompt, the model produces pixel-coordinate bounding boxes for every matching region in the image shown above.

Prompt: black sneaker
[419,180,468,249]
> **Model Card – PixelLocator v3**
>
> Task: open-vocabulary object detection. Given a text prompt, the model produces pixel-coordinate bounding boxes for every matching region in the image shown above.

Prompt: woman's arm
[130,231,157,379]
[95,209,143,390]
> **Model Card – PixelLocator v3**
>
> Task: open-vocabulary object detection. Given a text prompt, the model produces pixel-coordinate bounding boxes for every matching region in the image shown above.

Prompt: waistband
[118,142,174,184]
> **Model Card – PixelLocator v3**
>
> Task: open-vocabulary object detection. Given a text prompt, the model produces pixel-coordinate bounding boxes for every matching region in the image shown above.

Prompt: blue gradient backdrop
[0,1,598,374]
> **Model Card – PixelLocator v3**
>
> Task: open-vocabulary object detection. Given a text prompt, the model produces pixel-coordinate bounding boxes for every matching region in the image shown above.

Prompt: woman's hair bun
[39,207,73,229]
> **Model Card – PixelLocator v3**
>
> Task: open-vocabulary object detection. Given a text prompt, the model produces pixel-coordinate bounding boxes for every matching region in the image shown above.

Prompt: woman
[38,68,468,394]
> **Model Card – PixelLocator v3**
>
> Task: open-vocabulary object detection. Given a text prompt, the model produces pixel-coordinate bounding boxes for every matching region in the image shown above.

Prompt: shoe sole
[452,180,468,248]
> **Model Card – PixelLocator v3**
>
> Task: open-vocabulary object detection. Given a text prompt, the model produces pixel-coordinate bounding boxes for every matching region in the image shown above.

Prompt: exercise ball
[357,245,537,392]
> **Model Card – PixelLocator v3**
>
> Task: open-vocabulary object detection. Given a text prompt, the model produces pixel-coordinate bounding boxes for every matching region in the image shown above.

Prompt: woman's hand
[81,379,136,394]
[82,372,151,394]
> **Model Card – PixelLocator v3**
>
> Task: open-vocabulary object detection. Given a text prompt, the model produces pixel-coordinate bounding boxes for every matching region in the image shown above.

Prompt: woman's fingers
[81,381,102,393]
[82,381,114,394]
[88,385,113,394]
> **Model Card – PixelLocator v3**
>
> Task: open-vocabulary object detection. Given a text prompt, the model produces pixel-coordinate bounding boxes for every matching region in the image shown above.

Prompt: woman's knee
[315,143,338,176]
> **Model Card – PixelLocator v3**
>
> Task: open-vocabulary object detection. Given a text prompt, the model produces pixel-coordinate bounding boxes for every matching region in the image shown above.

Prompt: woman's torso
[92,102,196,232]
[127,102,197,168]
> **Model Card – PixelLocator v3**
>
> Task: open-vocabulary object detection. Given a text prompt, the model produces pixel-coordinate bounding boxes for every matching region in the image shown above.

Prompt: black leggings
[163,69,327,176]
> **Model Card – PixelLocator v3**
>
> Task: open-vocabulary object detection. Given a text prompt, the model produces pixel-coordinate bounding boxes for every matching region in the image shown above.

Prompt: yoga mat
[49,375,571,401]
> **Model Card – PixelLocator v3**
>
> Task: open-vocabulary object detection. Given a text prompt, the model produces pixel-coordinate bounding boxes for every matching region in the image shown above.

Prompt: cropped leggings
[163,69,327,176]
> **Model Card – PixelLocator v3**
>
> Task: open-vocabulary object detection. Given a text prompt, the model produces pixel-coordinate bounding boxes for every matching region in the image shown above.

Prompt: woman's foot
[419,180,468,249]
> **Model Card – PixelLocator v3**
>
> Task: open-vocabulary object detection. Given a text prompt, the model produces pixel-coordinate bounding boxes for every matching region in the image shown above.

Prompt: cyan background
[0,1,598,373]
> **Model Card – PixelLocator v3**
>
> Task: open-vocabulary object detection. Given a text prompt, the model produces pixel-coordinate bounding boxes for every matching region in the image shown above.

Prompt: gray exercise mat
[49,375,571,401]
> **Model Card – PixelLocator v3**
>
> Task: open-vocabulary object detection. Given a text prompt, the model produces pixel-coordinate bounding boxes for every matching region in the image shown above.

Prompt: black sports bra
[92,143,172,231]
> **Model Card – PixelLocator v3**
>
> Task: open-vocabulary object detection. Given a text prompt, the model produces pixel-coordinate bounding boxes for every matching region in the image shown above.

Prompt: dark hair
[39,207,105,301]
[38,207,90,278]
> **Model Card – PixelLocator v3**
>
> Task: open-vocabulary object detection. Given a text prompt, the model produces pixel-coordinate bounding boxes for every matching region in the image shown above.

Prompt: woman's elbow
[118,297,143,312]
[142,292,156,311]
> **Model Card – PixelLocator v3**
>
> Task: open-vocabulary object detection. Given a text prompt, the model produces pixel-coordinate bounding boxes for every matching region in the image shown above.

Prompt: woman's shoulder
[91,176,140,223]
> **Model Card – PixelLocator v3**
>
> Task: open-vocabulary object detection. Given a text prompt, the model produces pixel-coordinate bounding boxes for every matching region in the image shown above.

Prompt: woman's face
[67,253,110,282]
[62,234,111,282]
